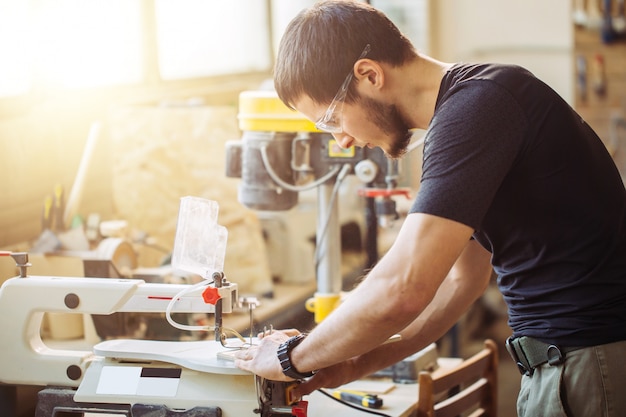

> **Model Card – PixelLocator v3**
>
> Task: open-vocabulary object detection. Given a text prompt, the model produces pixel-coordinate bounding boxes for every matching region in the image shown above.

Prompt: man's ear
[354,59,384,91]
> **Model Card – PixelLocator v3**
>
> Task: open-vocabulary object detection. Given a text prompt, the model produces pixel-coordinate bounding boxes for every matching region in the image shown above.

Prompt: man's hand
[234,329,300,381]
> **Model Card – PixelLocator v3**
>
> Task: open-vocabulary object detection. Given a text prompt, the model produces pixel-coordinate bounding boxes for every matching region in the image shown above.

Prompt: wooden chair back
[416,339,498,417]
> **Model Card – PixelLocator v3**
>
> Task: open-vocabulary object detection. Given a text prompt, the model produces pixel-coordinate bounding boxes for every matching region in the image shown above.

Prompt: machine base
[35,386,222,417]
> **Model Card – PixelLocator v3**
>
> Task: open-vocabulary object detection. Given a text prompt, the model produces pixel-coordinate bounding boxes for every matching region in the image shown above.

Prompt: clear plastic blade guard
[171,196,228,279]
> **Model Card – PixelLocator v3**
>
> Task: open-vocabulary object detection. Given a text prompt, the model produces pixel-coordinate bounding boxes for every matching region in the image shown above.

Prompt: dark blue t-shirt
[411,63,626,346]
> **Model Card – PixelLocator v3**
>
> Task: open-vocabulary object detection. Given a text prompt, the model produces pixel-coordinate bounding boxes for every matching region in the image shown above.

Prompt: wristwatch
[277,334,316,380]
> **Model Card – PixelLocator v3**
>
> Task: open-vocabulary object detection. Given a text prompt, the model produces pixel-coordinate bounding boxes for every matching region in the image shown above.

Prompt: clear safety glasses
[314,44,371,133]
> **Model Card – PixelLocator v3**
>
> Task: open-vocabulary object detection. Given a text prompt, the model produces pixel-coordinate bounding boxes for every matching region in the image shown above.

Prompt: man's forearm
[349,265,491,378]
[288,214,475,374]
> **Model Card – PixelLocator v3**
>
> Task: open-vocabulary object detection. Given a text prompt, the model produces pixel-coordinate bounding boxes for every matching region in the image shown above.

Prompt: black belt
[505,336,584,376]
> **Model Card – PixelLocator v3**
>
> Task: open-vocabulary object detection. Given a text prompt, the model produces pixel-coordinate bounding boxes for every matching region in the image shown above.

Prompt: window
[155,0,272,80]
[0,0,143,94]
[0,2,31,96]
[37,0,144,89]
[370,0,430,53]
[0,0,272,98]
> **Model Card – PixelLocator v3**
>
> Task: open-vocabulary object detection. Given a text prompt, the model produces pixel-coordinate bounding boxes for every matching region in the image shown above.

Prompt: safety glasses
[315,44,371,133]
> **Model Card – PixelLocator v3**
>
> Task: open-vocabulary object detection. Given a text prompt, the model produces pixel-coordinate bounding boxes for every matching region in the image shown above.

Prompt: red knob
[202,287,221,305]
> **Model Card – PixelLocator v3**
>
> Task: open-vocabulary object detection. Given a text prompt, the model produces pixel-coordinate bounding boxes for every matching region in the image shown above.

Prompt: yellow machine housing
[237,90,318,133]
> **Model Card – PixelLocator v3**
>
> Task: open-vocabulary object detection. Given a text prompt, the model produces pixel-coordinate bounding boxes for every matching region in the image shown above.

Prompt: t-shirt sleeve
[410,80,528,230]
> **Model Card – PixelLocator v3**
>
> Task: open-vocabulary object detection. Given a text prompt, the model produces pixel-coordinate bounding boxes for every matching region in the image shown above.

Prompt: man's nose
[332,132,354,148]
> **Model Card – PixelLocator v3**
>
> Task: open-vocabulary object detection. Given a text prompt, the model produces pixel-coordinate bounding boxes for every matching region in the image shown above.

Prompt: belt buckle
[505,336,533,376]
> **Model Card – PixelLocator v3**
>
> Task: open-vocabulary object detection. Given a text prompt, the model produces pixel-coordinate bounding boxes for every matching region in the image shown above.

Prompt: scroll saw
[0,197,307,416]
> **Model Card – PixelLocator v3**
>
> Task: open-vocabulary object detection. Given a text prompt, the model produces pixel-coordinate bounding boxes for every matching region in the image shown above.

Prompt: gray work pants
[517,339,626,417]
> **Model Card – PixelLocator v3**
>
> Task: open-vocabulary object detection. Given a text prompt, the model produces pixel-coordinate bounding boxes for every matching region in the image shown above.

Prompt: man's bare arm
[295,237,493,393]
[236,213,487,380]
[345,238,492,376]
[286,213,478,373]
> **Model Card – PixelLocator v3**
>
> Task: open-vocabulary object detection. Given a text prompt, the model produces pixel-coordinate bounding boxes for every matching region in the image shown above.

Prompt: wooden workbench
[308,358,462,417]
[308,383,418,417]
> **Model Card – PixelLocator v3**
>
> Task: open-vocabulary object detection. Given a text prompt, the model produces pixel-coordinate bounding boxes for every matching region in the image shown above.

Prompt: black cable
[317,389,392,417]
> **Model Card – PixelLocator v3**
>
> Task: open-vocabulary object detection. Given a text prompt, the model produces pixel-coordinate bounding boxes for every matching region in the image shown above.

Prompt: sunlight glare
[0,1,31,96]
[34,0,143,89]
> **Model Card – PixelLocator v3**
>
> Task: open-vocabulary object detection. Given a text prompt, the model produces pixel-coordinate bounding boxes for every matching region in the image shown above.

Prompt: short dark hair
[274,0,416,110]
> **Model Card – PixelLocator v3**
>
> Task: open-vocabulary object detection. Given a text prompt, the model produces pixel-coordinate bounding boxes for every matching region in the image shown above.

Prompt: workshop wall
[431,0,574,104]
[0,74,277,297]
[0,75,267,250]
[0,94,110,249]
[108,103,273,294]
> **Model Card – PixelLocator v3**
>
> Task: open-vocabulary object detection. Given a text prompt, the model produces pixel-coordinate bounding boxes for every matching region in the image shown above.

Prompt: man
[235,1,626,416]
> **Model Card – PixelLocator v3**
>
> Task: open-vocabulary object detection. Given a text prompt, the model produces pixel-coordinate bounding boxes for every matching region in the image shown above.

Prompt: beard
[361,95,413,159]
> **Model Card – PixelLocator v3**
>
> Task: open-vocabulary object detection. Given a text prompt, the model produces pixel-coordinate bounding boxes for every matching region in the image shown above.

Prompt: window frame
[0,0,274,117]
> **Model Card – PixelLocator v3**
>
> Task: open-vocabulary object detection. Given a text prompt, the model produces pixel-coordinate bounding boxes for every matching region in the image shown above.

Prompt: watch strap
[277,334,315,380]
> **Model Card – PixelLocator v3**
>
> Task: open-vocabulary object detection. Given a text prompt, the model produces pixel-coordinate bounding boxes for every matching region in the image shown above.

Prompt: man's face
[295,93,413,159]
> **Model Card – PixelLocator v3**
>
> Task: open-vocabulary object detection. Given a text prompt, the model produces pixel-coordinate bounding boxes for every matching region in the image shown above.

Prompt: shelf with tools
[574,25,626,173]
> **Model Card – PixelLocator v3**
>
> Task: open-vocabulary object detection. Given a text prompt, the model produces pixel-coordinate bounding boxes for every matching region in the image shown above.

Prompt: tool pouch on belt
[505,336,583,376]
